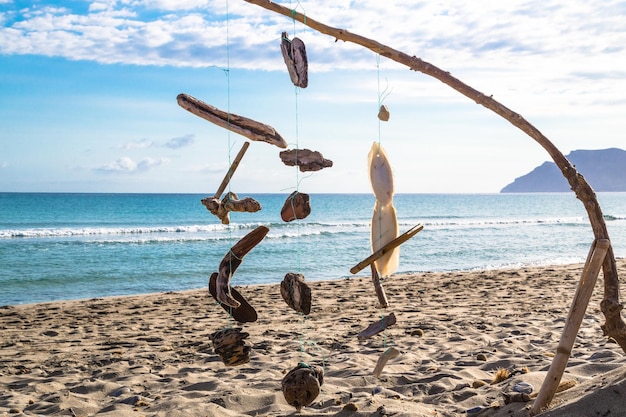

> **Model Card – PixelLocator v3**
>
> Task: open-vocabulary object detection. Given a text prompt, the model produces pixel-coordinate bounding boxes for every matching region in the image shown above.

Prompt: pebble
[513,381,534,394]
[466,406,485,416]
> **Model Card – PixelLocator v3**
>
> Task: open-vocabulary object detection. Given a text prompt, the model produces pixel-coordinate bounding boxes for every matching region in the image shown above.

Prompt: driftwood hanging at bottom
[373,346,400,377]
[177,93,288,149]
[279,148,333,172]
[201,192,261,225]
[280,191,311,222]
[282,363,324,411]
[215,226,269,308]
[358,312,397,340]
[210,327,251,366]
[209,272,258,323]
[280,272,312,315]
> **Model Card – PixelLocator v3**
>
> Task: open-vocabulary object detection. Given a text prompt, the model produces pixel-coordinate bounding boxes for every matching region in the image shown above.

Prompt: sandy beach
[2,260,626,416]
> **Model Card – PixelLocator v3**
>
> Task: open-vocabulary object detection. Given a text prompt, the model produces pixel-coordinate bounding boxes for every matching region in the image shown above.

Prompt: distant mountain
[501,148,626,193]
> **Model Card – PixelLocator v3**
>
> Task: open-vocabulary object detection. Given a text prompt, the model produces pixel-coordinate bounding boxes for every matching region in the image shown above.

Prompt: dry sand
[2,260,626,416]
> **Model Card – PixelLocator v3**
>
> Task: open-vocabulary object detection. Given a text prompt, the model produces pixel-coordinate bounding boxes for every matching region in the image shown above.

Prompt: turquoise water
[1,192,625,306]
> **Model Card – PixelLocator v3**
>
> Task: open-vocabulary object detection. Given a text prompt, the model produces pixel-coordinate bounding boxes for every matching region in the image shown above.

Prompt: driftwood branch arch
[242,0,626,351]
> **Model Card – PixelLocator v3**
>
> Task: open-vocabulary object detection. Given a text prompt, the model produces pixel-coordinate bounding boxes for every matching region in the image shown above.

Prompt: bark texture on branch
[243,0,626,353]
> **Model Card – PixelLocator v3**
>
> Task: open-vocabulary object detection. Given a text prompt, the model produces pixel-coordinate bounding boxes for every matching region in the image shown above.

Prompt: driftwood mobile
[177,1,625,415]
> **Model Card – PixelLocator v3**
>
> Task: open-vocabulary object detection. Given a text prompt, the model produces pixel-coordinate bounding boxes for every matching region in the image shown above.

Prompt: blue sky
[1,0,625,194]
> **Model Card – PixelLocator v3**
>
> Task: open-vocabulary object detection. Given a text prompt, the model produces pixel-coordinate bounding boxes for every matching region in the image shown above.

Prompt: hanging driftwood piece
[201,192,261,225]
[216,226,270,308]
[177,93,288,148]
[209,272,258,323]
[281,32,308,88]
[358,312,397,340]
[371,201,399,277]
[210,327,251,366]
[373,346,400,377]
[279,148,333,172]
[351,224,424,274]
[280,191,311,222]
[378,105,390,121]
[243,0,626,355]
[371,263,389,309]
[282,363,324,411]
[280,272,312,315]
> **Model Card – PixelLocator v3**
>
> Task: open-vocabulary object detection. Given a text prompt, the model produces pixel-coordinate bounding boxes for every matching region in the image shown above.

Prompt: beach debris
[279,148,333,172]
[491,368,511,384]
[280,272,312,315]
[282,363,324,411]
[177,93,288,148]
[358,312,397,340]
[476,353,488,361]
[503,392,532,404]
[216,226,270,308]
[351,224,423,274]
[372,346,400,377]
[472,380,488,388]
[513,381,534,394]
[466,406,487,416]
[209,272,258,323]
[280,191,311,222]
[281,32,308,88]
[201,192,261,225]
[378,105,390,121]
[210,327,251,366]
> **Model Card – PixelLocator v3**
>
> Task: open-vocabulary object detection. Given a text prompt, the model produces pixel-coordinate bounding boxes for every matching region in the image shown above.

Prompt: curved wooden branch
[243,0,626,352]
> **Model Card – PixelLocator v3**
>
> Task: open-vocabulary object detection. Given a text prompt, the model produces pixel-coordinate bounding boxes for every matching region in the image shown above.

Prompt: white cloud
[94,156,168,173]
[164,134,194,149]
[121,139,154,150]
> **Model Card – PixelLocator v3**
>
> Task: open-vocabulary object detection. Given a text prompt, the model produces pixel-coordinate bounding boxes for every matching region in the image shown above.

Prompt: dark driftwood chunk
[279,148,333,172]
[357,312,397,339]
[280,191,311,222]
[210,327,251,366]
[280,272,312,315]
[216,226,270,308]
[177,93,288,148]
[282,363,324,411]
[281,32,308,88]
[209,272,258,323]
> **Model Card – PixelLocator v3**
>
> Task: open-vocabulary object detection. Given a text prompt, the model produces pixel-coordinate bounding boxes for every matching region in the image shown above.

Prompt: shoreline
[2,260,626,416]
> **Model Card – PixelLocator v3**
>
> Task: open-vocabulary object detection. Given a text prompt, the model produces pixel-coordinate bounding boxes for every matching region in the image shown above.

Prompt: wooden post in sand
[530,239,610,416]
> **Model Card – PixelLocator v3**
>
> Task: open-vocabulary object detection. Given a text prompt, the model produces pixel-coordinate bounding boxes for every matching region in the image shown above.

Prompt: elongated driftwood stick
[177,93,288,148]
[371,263,389,309]
[373,346,400,378]
[215,141,250,198]
[243,0,626,353]
[530,239,610,415]
[358,312,397,340]
[216,226,270,308]
[351,224,423,274]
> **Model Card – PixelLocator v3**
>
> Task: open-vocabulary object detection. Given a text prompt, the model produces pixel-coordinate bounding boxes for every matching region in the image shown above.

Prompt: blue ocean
[1,192,625,306]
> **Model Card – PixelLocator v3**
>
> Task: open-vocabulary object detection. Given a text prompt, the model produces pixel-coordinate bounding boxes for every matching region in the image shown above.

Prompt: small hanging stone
[280,272,312,315]
[378,105,390,121]
[282,363,324,411]
[210,328,251,366]
[280,191,311,222]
